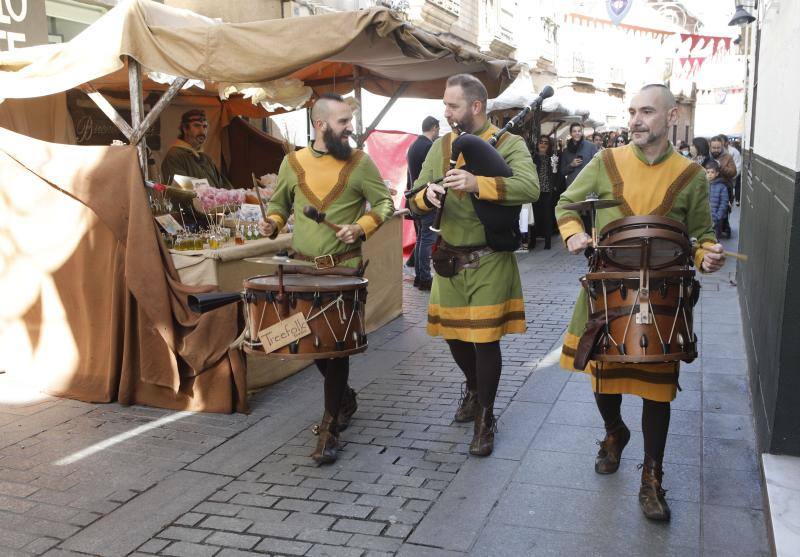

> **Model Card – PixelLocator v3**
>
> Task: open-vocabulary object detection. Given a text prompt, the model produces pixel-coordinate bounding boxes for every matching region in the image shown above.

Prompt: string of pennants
[680,33,732,55]
[679,57,706,77]
[697,87,745,95]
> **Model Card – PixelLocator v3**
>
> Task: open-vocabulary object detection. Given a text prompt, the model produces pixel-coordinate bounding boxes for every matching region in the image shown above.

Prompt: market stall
[0,0,517,412]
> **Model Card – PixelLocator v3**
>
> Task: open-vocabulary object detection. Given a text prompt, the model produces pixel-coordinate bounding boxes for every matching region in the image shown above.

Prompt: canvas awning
[0,0,517,104]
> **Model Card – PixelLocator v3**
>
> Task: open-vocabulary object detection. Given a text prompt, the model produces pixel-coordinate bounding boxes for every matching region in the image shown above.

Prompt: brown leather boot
[594,421,630,474]
[469,407,496,456]
[337,387,358,431]
[454,385,478,423]
[311,412,339,465]
[638,454,671,521]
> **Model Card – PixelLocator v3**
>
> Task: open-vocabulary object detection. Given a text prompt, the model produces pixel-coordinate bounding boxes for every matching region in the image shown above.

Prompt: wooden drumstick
[690,238,748,262]
[722,250,748,262]
[303,205,341,233]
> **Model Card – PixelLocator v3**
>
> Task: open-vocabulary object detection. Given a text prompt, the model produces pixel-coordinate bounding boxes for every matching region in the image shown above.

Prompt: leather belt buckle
[314,254,335,270]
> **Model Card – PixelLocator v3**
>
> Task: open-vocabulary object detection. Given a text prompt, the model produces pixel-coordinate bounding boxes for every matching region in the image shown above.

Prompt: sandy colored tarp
[0,0,517,102]
[0,127,247,413]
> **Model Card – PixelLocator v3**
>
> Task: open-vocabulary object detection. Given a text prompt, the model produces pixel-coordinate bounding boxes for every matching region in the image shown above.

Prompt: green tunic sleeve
[684,172,716,246]
[476,134,539,205]
[353,154,395,238]
[555,153,605,238]
[408,138,444,216]
[264,158,295,235]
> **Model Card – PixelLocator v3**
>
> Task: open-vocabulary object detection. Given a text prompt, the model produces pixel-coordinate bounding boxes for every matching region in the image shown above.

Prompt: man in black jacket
[559,123,599,230]
[406,116,440,290]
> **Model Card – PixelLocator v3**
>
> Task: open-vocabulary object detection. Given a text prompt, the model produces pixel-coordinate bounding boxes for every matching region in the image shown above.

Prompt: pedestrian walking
[407,116,441,290]
[560,123,599,232]
[408,74,538,456]
[560,123,599,188]
[723,134,742,206]
[690,136,710,166]
[531,134,559,249]
[556,84,725,521]
[710,135,736,238]
[259,93,394,464]
[705,159,730,238]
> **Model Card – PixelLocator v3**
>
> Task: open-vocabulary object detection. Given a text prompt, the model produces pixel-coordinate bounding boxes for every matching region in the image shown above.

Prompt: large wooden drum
[581,216,699,364]
[244,274,368,359]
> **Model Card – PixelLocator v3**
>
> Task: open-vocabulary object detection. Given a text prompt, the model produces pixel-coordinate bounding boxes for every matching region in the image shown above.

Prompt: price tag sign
[155,214,184,235]
[258,313,311,353]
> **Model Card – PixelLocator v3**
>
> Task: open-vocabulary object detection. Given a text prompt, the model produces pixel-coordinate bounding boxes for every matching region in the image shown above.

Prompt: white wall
[750,1,800,171]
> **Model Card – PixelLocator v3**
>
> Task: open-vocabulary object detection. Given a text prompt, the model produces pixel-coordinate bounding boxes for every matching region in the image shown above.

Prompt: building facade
[738,0,800,456]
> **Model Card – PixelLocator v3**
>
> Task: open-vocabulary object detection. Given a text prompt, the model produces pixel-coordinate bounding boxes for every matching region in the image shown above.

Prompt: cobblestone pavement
[0,210,771,557]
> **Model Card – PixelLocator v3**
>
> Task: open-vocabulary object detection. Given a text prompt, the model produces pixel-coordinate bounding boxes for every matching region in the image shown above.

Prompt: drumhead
[599,216,690,270]
[244,274,368,291]
[604,238,688,269]
[600,215,688,237]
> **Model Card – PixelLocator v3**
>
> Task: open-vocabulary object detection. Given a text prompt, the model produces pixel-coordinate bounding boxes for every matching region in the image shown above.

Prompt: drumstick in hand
[722,251,748,262]
[303,206,342,233]
[690,238,748,262]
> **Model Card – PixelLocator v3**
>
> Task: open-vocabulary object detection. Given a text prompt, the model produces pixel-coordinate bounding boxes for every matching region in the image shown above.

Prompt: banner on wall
[364,130,418,259]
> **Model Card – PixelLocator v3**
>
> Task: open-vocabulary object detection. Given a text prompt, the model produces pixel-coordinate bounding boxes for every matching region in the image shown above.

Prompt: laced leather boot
[638,454,671,521]
[454,385,479,423]
[337,387,358,431]
[311,412,339,465]
[595,420,630,474]
[469,407,496,456]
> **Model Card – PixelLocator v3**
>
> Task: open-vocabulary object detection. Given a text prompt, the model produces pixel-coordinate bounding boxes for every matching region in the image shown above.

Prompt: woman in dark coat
[531,134,560,249]
[690,137,711,166]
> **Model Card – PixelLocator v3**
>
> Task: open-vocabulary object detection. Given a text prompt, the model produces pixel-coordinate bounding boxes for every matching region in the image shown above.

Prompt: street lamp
[728,4,756,26]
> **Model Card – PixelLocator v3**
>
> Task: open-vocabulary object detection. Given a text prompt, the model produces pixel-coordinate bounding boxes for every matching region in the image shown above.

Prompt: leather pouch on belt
[574,313,609,370]
[431,246,461,278]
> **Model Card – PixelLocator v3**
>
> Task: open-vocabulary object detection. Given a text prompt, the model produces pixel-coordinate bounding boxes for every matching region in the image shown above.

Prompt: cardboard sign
[155,214,184,235]
[258,313,311,353]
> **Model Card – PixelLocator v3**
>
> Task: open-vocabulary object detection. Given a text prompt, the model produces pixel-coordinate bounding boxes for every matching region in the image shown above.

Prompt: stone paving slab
[0,213,772,556]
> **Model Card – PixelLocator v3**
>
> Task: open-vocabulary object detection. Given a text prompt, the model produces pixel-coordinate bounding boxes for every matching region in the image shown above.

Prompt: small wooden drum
[581,216,699,364]
[244,274,368,359]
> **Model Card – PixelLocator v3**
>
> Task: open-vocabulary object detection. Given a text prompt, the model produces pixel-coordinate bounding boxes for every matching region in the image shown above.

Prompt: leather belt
[292,248,362,270]
[441,243,495,269]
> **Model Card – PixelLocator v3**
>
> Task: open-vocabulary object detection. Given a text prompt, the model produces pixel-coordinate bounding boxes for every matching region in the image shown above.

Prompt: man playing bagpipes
[407,74,539,456]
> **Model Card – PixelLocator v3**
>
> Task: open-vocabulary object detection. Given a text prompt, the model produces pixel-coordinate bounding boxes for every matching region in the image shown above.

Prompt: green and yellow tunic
[409,123,539,343]
[161,139,233,188]
[556,143,716,401]
[266,146,394,268]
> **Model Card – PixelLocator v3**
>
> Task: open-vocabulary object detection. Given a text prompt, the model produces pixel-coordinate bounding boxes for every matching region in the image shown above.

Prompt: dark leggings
[314,358,349,421]
[446,339,502,408]
[594,393,671,461]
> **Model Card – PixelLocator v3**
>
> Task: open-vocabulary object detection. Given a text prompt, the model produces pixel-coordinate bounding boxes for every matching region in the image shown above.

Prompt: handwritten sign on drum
[258,313,311,354]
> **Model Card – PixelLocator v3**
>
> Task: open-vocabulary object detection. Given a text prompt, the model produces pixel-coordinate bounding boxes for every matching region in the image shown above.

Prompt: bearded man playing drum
[259,93,394,464]
[408,74,539,456]
[556,84,726,521]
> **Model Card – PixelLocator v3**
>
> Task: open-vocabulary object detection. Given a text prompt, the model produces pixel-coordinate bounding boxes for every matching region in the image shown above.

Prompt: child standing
[705,159,729,239]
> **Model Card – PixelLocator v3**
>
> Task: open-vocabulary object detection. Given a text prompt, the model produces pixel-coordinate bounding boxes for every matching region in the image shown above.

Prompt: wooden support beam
[359,81,410,147]
[127,57,148,180]
[79,84,133,140]
[129,76,188,146]
[353,65,363,141]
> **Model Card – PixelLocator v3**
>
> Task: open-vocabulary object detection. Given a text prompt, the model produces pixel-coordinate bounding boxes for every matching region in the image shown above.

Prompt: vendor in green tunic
[556,84,726,522]
[408,74,539,457]
[161,109,233,189]
[258,93,394,465]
